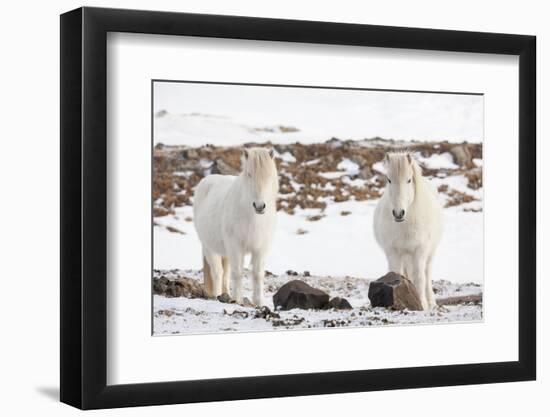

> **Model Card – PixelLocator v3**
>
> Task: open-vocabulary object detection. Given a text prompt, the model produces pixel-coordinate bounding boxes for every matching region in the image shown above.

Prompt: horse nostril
[392,209,405,219]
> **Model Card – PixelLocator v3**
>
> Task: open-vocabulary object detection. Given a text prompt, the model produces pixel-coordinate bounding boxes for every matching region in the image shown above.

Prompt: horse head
[384,152,421,223]
[241,147,278,215]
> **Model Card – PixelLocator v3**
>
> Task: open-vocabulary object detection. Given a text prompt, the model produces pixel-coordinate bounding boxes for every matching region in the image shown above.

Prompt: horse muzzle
[253,202,266,215]
[392,209,405,222]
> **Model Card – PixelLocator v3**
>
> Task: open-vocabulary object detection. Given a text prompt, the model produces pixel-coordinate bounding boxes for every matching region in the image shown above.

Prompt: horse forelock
[386,151,417,181]
[243,148,278,187]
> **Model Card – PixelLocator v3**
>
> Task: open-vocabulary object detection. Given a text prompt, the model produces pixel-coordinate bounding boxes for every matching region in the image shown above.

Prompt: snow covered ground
[154,200,483,285]
[152,141,484,335]
[153,270,482,335]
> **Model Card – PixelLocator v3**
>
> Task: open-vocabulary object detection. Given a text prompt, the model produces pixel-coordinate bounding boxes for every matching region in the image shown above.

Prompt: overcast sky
[154,81,483,143]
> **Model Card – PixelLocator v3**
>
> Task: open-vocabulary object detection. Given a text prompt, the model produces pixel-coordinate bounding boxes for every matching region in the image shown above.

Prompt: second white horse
[193,147,279,306]
[374,152,443,310]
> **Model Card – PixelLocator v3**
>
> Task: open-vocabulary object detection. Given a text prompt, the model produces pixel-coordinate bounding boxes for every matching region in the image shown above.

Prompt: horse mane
[410,157,424,184]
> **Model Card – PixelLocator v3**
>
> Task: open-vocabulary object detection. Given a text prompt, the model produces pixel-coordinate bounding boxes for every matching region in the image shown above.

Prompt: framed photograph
[60,6,536,409]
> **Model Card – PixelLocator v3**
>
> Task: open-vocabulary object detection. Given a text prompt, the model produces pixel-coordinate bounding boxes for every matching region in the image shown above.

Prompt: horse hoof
[252,294,265,307]
[241,297,254,307]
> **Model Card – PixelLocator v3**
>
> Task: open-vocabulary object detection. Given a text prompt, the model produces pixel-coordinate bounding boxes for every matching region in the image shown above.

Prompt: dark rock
[153,276,170,295]
[327,137,343,148]
[254,306,271,319]
[225,309,249,319]
[368,272,423,311]
[211,158,240,175]
[217,293,234,304]
[322,318,350,327]
[465,167,482,189]
[437,294,482,306]
[357,166,373,179]
[272,316,305,327]
[153,281,168,295]
[349,154,367,167]
[273,280,329,310]
[181,148,199,159]
[348,154,374,179]
[175,277,206,298]
[327,297,352,310]
[254,306,280,320]
[274,144,291,154]
[450,145,472,167]
[157,309,174,317]
[153,276,206,298]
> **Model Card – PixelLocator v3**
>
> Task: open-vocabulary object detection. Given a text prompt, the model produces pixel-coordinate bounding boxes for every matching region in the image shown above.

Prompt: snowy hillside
[154,111,483,147]
[154,82,483,145]
[154,112,304,147]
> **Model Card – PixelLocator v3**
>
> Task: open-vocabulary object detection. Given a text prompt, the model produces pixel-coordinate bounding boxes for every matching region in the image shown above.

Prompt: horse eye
[387,177,391,184]
[407,178,412,183]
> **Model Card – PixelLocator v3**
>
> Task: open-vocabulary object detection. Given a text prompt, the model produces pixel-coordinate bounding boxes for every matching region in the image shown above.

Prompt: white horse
[193,147,279,306]
[373,152,443,310]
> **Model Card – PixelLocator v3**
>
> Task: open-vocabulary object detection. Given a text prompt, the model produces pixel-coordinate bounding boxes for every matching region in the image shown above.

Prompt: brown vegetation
[153,138,483,218]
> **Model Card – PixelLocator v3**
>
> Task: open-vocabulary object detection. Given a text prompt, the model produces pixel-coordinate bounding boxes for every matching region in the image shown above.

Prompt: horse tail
[222,256,229,277]
[203,255,213,297]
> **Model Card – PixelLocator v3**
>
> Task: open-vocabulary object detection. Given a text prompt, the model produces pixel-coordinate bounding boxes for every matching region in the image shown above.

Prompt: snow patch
[415,152,458,170]
[319,171,345,179]
[337,158,360,176]
[277,151,296,163]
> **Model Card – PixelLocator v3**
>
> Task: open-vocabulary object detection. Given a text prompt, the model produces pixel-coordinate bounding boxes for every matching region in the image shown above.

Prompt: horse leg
[425,253,437,309]
[402,253,413,280]
[412,251,429,310]
[202,251,213,297]
[204,250,223,297]
[251,252,266,307]
[387,250,403,275]
[221,257,231,296]
[228,250,244,303]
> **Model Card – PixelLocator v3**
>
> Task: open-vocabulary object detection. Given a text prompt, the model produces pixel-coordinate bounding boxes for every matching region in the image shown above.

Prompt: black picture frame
[60,6,536,410]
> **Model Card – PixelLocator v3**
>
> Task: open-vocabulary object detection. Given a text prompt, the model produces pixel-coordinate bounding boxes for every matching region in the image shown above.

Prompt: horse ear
[242,148,249,160]
[268,148,274,159]
[384,153,389,163]
[406,153,412,164]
